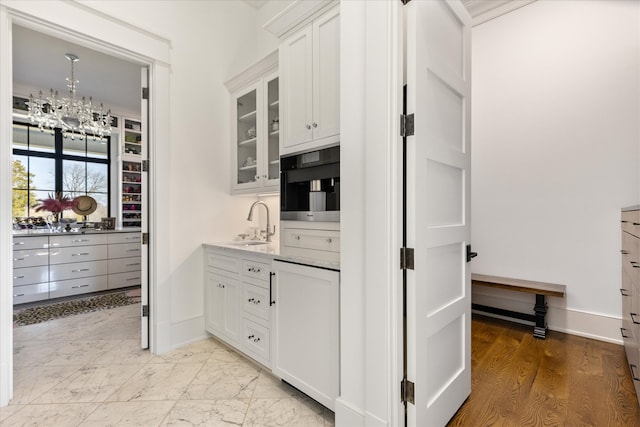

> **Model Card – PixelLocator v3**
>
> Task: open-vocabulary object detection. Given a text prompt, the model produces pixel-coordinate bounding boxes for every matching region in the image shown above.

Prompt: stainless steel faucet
[247,201,275,242]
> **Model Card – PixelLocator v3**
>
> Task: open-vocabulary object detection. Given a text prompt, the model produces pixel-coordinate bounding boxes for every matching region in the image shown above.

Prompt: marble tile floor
[2,303,335,426]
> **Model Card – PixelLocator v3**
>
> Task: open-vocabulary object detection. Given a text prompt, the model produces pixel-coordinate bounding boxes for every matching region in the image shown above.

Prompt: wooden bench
[471,273,566,339]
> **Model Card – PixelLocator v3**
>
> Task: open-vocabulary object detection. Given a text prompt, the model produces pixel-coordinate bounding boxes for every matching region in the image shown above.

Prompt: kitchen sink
[227,241,268,246]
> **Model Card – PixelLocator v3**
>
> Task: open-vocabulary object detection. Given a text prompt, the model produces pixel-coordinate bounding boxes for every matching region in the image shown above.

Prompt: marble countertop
[14,227,141,237]
[622,205,640,212]
[203,241,340,271]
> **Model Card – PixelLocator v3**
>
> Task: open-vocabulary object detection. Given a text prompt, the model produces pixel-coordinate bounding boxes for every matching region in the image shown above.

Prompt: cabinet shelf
[270,100,279,108]
[239,165,257,171]
[239,110,257,122]
[269,130,280,136]
[270,160,280,165]
[239,137,257,146]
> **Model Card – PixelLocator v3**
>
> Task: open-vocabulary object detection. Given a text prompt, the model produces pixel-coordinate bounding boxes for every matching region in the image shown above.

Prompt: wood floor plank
[447,315,640,426]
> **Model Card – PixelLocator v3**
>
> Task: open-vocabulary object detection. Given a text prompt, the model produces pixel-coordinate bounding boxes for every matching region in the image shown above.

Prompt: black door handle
[466,245,478,263]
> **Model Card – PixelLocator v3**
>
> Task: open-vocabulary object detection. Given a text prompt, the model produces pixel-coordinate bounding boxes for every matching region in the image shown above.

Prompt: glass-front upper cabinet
[227,51,279,195]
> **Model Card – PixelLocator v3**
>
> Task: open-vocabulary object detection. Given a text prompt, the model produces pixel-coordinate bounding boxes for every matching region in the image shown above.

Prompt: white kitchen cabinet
[271,260,339,410]
[280,6,340,156]
[621,206,640,403]
[204,247,274,367]
[226,52,279,195]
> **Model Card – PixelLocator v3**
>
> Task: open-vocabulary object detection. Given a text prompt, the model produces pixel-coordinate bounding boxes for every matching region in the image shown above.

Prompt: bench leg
[533,294,548,339]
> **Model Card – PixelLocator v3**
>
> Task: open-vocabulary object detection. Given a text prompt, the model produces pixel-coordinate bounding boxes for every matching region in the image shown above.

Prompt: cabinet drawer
[242,282,270,321]
[206,251,241,274]
[242,259,270,281]
[282,228,340,253]
[622,210,640,238]
[49,260,108,281]
[50,245,108,265]
[49,275,108,299]
[107,232,141,244]
[108,257,142,274]
[13,283,49,305]
[109,242,142,259]
[13,248,49,268]
[108,271,142,289]
[242,318,270,364]
[13,265,48,286]
[49,233,107,248]
[12,236,48,250]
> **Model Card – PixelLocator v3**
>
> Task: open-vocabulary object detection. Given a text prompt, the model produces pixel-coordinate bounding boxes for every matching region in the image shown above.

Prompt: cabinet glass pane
[267,77,280,181]
[237,89,258,184]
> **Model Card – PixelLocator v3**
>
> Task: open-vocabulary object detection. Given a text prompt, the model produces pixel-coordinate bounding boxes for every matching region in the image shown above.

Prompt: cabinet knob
[253,337,260,343]
[255,175,260,180]
[312,122,317,128]
[255,299,261,305]
[248,334,255,340]
[294,235,300,240]
[263,174,267,179]
[622,250,629,254]
[306,124,311,130]
[248,298,254,303]
[327,238,332,243]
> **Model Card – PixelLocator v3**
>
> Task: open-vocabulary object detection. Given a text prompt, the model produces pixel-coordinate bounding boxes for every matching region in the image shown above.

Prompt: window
[12,122,111,222]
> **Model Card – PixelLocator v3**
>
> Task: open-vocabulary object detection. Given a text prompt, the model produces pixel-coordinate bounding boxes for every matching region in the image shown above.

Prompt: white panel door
[405,1,472,425]
[312,6,340,142]
[140,66,149,349]
[281,25,313,150]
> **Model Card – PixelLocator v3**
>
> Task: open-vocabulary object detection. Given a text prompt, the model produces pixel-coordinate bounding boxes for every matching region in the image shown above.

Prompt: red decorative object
[33,192,75,221]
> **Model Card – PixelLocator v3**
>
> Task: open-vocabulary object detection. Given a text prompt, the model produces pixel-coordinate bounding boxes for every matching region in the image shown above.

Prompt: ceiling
[13,25,142,115]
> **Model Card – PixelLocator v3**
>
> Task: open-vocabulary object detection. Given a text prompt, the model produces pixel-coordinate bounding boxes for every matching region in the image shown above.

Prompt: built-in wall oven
[280,146,340,222]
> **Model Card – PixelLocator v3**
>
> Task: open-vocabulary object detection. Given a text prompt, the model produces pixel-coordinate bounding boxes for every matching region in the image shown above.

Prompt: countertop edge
[622,205,640,212]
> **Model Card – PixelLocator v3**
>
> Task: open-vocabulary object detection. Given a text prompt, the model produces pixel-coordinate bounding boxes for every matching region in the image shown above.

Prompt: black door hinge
[401,0,412,5]
[400,247,415,270]
[142,160,149,172]
[401,114,414,137]
[142,87,149,100]
[142,305,149,317]
[142,233,149,245]
[401,378,415,404]
[466,244,478,263]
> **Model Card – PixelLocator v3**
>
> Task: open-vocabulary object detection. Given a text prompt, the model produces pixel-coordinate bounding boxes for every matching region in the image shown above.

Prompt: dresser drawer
[107,232,141,245]
[242,282,270,321]
[108,257,142,274]
[13,265,48,286]
[49,275,108,299]
[12,236,49,250]
[50,245,108,265]
[13,283,49,305]
[49,260,108,281]
[109,242,142,259]
[13,248,49,268]
[242,317,270,365]
[49,233,107,248]
[206,251,241,274]
[242,259,270,282]
[108,271,142,289]
[282,228,340,253]
[622,210,640,238]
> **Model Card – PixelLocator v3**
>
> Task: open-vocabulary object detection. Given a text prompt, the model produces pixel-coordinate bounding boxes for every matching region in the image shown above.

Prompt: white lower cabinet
[205,270,242,345]
[271,260,339,410]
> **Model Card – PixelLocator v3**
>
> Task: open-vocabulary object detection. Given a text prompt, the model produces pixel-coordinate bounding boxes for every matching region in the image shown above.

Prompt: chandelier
[27,53,112,139]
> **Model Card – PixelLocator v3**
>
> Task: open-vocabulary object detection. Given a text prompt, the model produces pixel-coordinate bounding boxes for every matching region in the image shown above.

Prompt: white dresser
[621,206,640,403]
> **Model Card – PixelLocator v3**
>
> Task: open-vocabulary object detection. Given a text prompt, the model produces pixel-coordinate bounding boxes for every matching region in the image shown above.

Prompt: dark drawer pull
[14,257,25,261]
[13,293,25,297]
[631,364,640,381]
[631,313,640,325]
[621,327,631,338]
[621,288,631,296]
[621,250,629,255]
[126,277,141,281]
[71,239,89,242]
[126,263,141,267]
[126,249,140,252]
[14,275,25,280]
[13,242,24,246]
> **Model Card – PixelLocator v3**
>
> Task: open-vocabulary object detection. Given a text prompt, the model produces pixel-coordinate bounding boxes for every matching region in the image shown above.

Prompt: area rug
[13,291,140,326]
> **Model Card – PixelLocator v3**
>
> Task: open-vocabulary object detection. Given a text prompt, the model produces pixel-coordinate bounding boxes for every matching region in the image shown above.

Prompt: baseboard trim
[473,288,622,344]
[170,315,206,350]
[335,397,366,427]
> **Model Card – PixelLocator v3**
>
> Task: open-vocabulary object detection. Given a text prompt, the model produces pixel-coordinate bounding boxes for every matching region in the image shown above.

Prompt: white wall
[471,0,640,341]
[76,0,280,346]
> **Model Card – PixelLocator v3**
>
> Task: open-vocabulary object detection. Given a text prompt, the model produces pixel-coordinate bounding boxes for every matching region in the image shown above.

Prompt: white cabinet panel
[242,318,270,366]
[107,232,141,244]
[271,260,339,410]
[13,236,49,250]
[242,281,270,322]
[49,260,108,282]
[49,234,107,247]
[108,242,142,259]
[49,275,108,299]
[13,283,49,305]
[13,265,48,287]
[206,252,241,274]
[242,259,271,282]
[109,270,142,289]
[13,248,49,268]
[108,257,142,274]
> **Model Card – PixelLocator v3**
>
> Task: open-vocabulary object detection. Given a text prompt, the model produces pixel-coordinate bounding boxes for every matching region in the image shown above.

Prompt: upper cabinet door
[281,25,313,149]
[280,6,340,156]
[312,7,340,143]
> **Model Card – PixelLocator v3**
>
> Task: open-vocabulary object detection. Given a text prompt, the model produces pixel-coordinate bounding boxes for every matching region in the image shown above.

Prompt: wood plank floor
[447,315,640,426]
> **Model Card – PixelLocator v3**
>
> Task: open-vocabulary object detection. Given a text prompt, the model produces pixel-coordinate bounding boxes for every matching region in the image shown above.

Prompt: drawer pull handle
[14,275,25,279]
[634,223,640,226]
[13,242,24,246]
[126,249,140,252]
[621,327,631,338]
[621,288,631,296]
[631,313,640,325]
[327,238,333,243]
[294,235,301,240]
[72,284,90,289]
[126,263,141,267]
[621,250,629,254]
[255,299,260,304]
[126,276,141,281]
[632,262,640,269]
[248,298,255,303]
[14,293,25,297]
[14,258,25,261]
[72,268,90,273]
[218,283,225,289]
[248,334,255,339]
[622,220,629,223]
[631,364,640,381]
[253,337,261,343]
[72,239,89,242]
[72,253,90,256]
[125,237,139,240]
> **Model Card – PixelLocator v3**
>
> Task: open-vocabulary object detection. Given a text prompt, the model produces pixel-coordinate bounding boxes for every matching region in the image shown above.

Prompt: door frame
[0,0,172,406]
